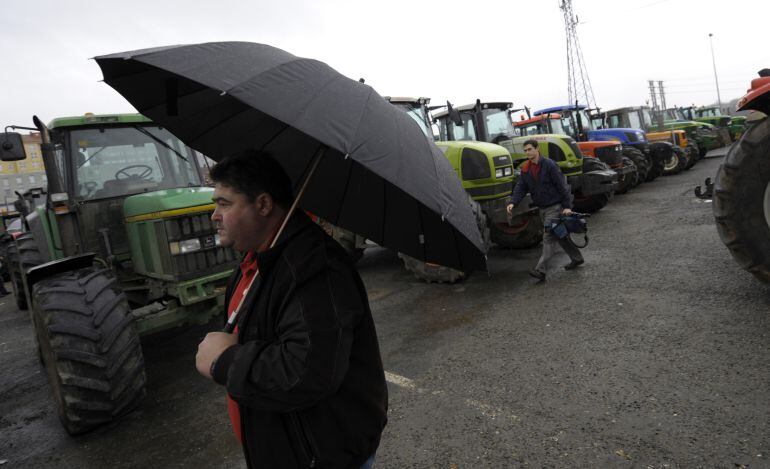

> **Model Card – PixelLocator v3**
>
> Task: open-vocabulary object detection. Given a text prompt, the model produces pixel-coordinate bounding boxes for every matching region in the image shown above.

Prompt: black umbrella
[94,42,486,275]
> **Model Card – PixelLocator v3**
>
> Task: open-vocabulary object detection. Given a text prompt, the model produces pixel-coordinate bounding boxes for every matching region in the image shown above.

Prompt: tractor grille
[466,182,512,198]
[594,145,622,166]
[164,212,238,280]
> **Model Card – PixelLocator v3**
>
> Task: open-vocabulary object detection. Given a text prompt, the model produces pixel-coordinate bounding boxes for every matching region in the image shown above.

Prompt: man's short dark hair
[523,139,540,150]
[210,150,293,208]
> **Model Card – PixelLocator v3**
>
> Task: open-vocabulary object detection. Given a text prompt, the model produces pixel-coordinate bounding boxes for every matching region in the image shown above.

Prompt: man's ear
[254,193,274,216]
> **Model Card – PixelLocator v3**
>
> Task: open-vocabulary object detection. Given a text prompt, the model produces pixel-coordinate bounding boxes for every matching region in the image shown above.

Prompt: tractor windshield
[440,113,477,141]
[698,108,721,118]
[71,125,201,200]
[482,108,515,142]
[392,103,432,138]
[637,109,650,129]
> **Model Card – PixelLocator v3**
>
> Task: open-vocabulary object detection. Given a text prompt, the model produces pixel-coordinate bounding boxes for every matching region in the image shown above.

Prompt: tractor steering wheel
[115,164,154,181]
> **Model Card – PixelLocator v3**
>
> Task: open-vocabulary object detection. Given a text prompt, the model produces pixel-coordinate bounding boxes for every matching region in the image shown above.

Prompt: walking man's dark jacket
[211,212,388,469]
[510,157,573,209]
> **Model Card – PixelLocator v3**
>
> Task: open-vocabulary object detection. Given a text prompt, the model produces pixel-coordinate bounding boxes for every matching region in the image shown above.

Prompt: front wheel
[33,267,147,434]
[663,147,687,175]
[400,196,490,283]
[713,114,770,283]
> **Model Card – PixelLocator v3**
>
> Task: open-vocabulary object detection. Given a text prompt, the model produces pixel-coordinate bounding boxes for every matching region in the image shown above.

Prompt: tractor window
[517,123,539,136]
[452,114,477,141]
[560,117,575,137]
[71,126,201,200]
[607,114,621,128]
[393,103,432,138]
[482,109,514,143]
[641,109,654,129]
[628,111,643,130]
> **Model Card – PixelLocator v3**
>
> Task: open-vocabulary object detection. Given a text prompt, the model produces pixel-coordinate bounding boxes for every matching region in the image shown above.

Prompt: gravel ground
[0,154,767,468]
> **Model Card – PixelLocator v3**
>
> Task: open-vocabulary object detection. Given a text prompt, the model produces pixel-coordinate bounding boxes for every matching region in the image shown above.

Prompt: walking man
[507,139,584,281]
[195,151,388,468]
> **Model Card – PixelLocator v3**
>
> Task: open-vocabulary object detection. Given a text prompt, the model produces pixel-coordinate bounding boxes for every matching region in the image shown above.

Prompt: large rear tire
[490,210,542,249]
[400,197,490,283]
[713,115,770,283]
[10,232,43,310]
[615,156,638,194]
[684,144,698,169]
[622,147,649,183]
[573,158,614,213]
[32,267,147,434]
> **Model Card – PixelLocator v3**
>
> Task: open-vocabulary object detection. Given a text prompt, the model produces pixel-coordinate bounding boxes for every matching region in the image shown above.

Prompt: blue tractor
[533,104,668,182]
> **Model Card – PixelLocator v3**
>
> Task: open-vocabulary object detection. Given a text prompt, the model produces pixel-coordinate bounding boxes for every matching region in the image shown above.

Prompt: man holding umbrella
[195,150,387,468]
[96,40,489,467]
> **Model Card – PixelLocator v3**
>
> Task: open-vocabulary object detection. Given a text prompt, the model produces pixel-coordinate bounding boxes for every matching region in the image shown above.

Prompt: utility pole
[658,80,667,110]
[708,33,723,112]
[648,80,659,111]
[560,0,597,108]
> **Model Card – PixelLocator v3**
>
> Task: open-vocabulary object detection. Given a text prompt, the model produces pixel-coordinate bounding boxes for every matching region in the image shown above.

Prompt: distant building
[1,133,47,213]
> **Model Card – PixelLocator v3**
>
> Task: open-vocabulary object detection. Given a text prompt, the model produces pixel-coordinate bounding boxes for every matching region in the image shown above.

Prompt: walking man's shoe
[528,269,546,281]
[564,259,584,270]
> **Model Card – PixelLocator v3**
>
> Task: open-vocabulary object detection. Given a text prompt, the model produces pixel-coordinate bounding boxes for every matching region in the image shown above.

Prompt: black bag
[546,213,589,248]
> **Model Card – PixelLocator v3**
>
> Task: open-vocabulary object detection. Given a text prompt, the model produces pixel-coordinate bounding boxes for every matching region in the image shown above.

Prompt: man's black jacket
[509,157,573,209]
[212,213,388,469]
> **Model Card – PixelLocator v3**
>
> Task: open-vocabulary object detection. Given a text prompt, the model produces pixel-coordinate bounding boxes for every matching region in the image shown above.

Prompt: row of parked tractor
[340,97,741,283]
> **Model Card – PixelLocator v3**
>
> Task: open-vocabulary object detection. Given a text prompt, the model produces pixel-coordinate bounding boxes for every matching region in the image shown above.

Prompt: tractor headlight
[503,167,512,176]
[170,238,202,255]
[495,168,504,178]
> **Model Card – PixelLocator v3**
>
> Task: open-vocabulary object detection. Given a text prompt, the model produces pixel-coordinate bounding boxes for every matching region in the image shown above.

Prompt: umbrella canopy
[95,42,486,272]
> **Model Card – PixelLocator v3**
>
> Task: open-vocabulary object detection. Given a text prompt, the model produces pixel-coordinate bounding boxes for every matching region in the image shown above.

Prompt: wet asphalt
[0,153,768,468]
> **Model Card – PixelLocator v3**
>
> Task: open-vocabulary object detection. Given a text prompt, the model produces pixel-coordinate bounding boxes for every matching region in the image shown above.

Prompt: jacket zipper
[291,412,316,467]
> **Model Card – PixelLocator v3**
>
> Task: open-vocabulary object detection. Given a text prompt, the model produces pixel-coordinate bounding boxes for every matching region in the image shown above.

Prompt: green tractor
[433,101,617,213]
[384,97,542,283]
[0,113,238,434]
[693,106,747,142]
[652,105,727,156]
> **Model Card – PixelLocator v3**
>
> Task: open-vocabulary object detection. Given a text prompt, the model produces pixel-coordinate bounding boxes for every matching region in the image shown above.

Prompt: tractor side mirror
[0,132,27,161]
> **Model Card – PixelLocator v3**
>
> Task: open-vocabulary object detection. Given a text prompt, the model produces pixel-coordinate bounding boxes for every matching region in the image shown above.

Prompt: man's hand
[562,208,573,216]
[196,332,238,379]
[506,204,515,216]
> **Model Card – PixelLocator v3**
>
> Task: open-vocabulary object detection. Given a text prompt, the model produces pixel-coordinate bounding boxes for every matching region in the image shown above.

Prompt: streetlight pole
[709,33,723,112]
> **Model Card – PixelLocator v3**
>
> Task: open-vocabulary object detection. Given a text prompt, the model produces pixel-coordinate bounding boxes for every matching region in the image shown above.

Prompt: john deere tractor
[433,101,617,214]
[386,97,542,283]
[712,68,770,283]
[514,111,639,194]
[694,106,747,142]
[0,113,238,434]
[602,106,695,174]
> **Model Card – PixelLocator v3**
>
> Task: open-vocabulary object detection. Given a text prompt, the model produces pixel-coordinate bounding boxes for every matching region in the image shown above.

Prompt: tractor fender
[737,75,770,114]
[648,141,674,158]
[26,253,96,292]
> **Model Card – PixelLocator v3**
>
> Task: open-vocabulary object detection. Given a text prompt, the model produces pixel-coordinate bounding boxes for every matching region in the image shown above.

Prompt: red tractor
[713,69,770,283]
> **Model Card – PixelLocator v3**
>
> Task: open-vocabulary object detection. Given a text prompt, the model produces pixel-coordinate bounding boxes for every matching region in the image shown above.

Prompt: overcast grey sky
[3,0,769,127]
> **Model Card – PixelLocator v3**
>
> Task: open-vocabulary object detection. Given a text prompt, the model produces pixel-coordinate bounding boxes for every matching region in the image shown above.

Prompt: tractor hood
[588,128,647,143]
[123,187,215,220]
